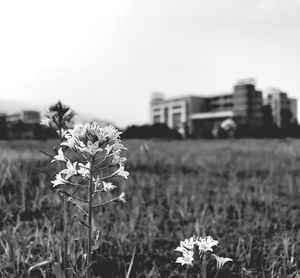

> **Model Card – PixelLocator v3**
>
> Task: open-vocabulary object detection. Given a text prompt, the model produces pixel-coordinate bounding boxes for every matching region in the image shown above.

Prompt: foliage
[0,139,300,277]
[122,123,182,139]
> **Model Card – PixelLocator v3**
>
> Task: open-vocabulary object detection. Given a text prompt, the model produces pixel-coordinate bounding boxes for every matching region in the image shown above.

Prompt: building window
[173,113,182,129]
[164,107,169,125]
[153,115,160,123]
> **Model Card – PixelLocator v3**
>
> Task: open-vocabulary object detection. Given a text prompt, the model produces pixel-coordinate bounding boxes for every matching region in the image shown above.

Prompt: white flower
[175,250,194,266]
[99,125,122,143]
[105,144,113,154]
[51,173,67,187]
[78,162,90,178]
[113,164,129,179]
[212,254,233,269]
[82,140,102,156]
[195,235,218,253]
[62,123,126,160]
[111,151,127,166]
[175,237,195,252]
[175,235,218,260]
[61,136,84,152]
[117,192,126,203]
[93,176,102,190]
[51,148,67,163]
[60,161,78,180]
[102,181,117,192]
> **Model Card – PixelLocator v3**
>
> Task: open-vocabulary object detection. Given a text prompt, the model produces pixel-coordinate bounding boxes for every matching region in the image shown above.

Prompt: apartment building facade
[150,80,297,137]
[6,110,41,139]
[267,89,298,127]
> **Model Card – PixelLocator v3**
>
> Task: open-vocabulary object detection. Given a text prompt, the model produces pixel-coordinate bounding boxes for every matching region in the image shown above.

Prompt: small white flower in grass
[175,250,194,266]
[175,237,195,252]
[212,254,232,270]
[183,237,196,250]
[117,192,126,203]
[51,173,67,187]
[196,235,218,253]
[102,181,117,192]
[51,148,67,163]
[61,161,78,180]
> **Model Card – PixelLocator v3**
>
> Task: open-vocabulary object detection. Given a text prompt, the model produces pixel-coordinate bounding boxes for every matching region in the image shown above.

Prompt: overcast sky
[0,0,299,127]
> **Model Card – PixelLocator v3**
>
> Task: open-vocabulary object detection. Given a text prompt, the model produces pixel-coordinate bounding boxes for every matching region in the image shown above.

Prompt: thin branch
[39,150,54,159]
[65,198,88,215]
[94,172,115,181]
[92,189,104,196]
[92,197,119,209]
[92,164,111,172]
[57,190,89,203]
[93,156,107,168]
[73,216,89,228]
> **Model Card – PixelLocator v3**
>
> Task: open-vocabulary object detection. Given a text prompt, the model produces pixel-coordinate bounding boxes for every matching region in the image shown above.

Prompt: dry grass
[0,139,300,277]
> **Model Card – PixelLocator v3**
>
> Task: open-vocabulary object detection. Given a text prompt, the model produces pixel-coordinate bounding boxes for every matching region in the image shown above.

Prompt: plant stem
[58,124,68,278]
[87,161,94,278]
[63,196,68,278]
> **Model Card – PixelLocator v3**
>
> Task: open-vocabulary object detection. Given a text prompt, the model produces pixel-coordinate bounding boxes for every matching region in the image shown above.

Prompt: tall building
[267,89,298,127]
[288,98,298,122]
[150,79,297,137]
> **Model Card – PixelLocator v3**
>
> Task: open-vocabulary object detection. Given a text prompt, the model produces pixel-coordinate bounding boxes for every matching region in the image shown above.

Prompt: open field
[0,139,300,277]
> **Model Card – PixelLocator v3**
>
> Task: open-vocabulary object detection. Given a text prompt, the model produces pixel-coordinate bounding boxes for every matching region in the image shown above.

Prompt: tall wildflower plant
[42,101,74,277]
[175,235,232,278]
[42,100,75,140]
[51,122,128,278]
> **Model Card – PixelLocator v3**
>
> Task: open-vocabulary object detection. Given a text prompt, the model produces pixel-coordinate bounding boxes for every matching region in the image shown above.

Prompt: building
[6,110,41,139]
[6,110,40,125]
[288,98,298,122]
[267,89,298,127]
[150,79,297,137]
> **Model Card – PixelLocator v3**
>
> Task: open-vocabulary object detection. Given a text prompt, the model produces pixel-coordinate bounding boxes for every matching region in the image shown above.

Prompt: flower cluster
[175,235,232,270]
[175,235,218,266]
[51,122,128,203]
[49,121,129,277]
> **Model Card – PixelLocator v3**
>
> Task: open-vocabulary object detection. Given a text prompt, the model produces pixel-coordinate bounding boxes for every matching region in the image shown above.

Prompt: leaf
[28,260,51,274]
[125,246,136,278]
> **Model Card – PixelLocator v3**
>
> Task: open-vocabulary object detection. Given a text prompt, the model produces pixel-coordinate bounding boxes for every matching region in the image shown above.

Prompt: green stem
[63,197,68,278]
[87,160,94,278]
[58,123,68,278]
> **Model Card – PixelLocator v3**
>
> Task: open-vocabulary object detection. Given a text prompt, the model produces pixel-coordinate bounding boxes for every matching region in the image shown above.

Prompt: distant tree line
[122,123,182,139]
[0,121,57,140]
[234,106,300,138]
[1,106,300,140]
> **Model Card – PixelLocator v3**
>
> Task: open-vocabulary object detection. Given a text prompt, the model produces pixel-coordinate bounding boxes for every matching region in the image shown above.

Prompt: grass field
[0,139,300,277]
